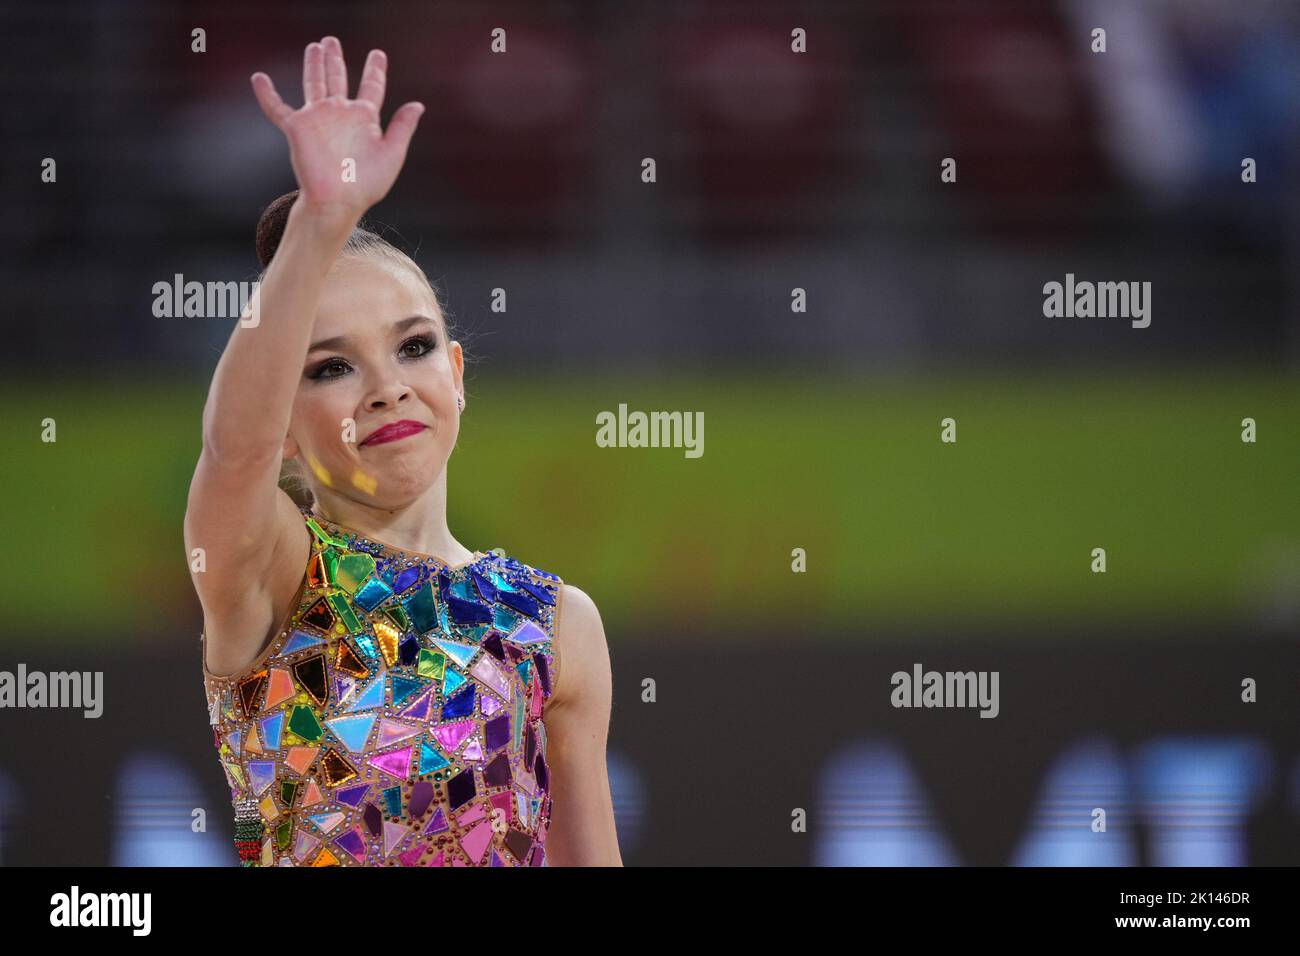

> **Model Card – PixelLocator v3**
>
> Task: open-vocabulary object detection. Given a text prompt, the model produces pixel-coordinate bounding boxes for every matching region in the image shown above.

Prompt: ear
[283,433,300,460]
[449,339,465,399]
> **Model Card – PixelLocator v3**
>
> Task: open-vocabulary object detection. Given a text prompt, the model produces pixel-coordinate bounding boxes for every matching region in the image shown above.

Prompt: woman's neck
[309,484,474,564]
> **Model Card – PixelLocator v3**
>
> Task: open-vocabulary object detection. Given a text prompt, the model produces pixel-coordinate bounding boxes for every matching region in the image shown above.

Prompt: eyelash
[309,333,437,381]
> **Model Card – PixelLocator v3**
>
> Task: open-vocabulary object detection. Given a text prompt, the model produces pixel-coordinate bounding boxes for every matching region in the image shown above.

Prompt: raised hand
[251,36,425,219]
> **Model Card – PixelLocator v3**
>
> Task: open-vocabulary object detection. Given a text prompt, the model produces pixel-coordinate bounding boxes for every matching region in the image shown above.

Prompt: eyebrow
[307,315,436,354]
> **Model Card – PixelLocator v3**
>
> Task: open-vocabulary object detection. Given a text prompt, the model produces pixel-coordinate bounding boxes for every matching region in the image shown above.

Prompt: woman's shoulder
[481,551,600,633]
[554,583,601,636]
[478,550,565,619]
[548,581,608,710]
[482,552,606,708]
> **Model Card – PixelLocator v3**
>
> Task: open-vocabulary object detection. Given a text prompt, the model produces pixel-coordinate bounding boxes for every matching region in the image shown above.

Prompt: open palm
[251,36,424,217]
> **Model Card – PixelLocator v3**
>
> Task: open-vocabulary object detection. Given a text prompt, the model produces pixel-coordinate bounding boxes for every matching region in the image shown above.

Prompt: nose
[365,381,412,410]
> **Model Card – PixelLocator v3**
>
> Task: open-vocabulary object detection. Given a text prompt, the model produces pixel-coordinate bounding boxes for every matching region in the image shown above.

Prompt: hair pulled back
[254,190,458,505]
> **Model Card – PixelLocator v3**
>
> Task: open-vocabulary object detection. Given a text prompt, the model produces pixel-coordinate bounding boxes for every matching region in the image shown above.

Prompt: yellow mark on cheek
[351,469,378,495]
[307,453,333,488]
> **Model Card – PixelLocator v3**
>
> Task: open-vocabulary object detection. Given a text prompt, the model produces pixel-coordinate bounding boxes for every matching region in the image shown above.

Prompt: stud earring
[457,394,465,411]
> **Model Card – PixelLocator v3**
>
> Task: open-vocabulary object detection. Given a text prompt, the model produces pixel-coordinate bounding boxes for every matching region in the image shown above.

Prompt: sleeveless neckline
[201,505,565,866]
[303,507,488,571]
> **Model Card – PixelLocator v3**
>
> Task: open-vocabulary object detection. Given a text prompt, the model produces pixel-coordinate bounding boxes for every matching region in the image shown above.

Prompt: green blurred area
[2,366,1297,646]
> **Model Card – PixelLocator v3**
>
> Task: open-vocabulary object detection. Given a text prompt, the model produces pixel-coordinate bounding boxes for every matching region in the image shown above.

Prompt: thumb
[383,101,425,156]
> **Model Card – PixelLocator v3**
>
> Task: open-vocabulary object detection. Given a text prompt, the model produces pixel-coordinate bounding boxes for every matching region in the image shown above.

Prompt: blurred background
[0,0,1297,865]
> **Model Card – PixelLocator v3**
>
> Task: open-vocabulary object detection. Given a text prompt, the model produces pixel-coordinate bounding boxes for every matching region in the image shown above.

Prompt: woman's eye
[309,335,433,380]
[314,360,349,379]
[400,335,436,359]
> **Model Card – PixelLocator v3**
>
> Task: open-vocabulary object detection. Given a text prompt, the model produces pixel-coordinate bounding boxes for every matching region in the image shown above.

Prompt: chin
[377,458,445,495]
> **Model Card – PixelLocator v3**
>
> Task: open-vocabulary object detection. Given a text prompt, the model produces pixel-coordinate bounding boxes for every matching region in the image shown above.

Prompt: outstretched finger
[303,41,326,103]
[251,73,293,128]
[356,50,388,111]
[383,101,426,157]
[323,35,347,98]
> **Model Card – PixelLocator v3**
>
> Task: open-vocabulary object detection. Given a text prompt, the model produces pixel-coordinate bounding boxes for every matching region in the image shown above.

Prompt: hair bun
[254,189,300,268]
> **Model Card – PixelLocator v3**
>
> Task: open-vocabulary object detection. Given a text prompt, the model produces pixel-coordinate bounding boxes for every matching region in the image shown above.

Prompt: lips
[361,420,427,447]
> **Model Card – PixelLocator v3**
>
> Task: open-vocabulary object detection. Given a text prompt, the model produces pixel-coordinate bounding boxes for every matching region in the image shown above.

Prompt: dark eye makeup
[307,333,437,381]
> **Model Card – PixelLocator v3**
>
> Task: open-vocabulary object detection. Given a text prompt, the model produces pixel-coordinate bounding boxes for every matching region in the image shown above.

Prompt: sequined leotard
[200,506,563,867]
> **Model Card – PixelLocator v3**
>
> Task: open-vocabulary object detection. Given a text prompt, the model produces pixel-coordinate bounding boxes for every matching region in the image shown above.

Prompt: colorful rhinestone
[201,505,563,867]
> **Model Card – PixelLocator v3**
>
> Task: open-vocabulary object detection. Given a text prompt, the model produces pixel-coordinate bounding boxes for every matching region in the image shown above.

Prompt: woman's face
[284,255,463,509]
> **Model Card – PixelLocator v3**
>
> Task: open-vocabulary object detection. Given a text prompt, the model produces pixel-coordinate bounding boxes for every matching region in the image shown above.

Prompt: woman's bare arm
[202,38,423,460]
[200,200,354,461]
[186,37,424,669]
[542,585,624,865]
